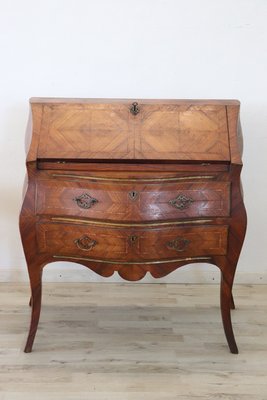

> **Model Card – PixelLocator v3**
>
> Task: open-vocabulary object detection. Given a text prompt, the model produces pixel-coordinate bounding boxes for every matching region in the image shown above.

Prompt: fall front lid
[32,98,232,162]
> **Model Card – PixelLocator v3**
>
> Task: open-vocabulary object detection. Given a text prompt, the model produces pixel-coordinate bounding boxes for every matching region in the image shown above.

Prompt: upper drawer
[36,178,230,220]
[33,100,230,162]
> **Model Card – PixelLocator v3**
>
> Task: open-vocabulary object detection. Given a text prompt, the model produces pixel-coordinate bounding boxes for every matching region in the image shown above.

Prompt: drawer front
[36,179,230,220]
[37,222,228,260]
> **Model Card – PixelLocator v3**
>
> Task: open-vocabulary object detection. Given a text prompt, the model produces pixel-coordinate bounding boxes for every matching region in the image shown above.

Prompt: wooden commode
[20,98,247,353]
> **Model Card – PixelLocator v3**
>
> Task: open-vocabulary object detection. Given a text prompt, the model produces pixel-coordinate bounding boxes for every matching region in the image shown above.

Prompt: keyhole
[130,102,139,115]
[128,190,139,201]
[129,235,138,245]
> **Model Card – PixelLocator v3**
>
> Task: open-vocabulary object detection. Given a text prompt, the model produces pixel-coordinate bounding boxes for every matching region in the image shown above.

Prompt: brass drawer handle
[169,194,194,210]
[130,102,139,115]
[166,237,190,252]
[73,193,98,209]
[74,235,97,251]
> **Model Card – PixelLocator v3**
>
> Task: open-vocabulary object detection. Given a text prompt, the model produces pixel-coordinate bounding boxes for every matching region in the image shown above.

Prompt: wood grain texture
[135,104,230,161]
[37,161,230,172]
[35,101,230,161]
[26,103,43,163]
[36,222,228,259]
[36,178,230,220]
[38,103,135,160]
[1,283,267,399]
[227,104,243,165]
[20,98,246,354]
[30,97,240,105]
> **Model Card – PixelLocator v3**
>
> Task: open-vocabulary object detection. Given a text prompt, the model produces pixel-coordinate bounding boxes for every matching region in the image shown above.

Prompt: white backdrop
[0,0,266,283]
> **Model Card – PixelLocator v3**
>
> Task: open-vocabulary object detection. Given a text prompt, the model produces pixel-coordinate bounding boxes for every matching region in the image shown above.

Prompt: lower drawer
[36,222,228,260]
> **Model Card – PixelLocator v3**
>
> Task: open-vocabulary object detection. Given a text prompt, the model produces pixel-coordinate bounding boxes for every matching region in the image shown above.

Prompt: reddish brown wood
[37,161,230,172]
[36,222,228,259]
[20,98,247,353]
[36,178,230,220]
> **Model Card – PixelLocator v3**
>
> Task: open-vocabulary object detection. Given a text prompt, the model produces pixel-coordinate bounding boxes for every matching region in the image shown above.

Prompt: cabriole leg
[230,292,235,310]
[220,270,238,354]
[24,263,43,353]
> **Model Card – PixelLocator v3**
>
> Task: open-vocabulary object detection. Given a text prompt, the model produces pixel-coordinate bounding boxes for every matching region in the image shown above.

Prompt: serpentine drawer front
[36,222,228,259]
[20,98,247,354]
[36,178,231,220]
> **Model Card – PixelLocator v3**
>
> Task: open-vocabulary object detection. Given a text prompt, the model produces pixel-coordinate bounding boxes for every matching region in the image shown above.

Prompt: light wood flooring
[0,282,267,399]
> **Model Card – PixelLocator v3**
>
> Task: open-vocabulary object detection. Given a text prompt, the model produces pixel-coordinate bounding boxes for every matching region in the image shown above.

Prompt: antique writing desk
[20,98,247,353]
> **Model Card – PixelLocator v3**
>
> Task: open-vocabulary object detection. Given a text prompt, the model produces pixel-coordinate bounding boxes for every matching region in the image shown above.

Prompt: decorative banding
[53,255,211,265]
[51,173,216,183]
[51,217,212,228]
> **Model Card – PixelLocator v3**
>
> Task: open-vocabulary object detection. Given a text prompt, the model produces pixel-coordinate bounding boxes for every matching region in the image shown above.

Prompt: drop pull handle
[130,102,139,115]
[166,237,190,252]
[74,235,97,251]
[73,193,98,209]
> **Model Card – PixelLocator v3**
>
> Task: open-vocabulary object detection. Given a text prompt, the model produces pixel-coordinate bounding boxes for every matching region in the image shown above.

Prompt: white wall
[0,0,267,283]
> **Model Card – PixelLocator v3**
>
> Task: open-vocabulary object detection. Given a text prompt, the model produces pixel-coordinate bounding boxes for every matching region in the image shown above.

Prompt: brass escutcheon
[130,102,139,115]
[128,235,138,245]
[128,190,139,201]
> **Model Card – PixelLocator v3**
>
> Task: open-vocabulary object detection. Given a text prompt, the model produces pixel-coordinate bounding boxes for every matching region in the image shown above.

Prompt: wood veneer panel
[36,101,230,162]
[36,180,230,220]
[36,223,228,259]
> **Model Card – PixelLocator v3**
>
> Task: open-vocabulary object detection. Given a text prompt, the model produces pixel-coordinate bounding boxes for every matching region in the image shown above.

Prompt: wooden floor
[0,282,267,399]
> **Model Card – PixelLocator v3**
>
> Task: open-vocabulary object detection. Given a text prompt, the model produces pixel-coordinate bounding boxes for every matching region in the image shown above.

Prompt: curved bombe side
[19,99,247,354]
